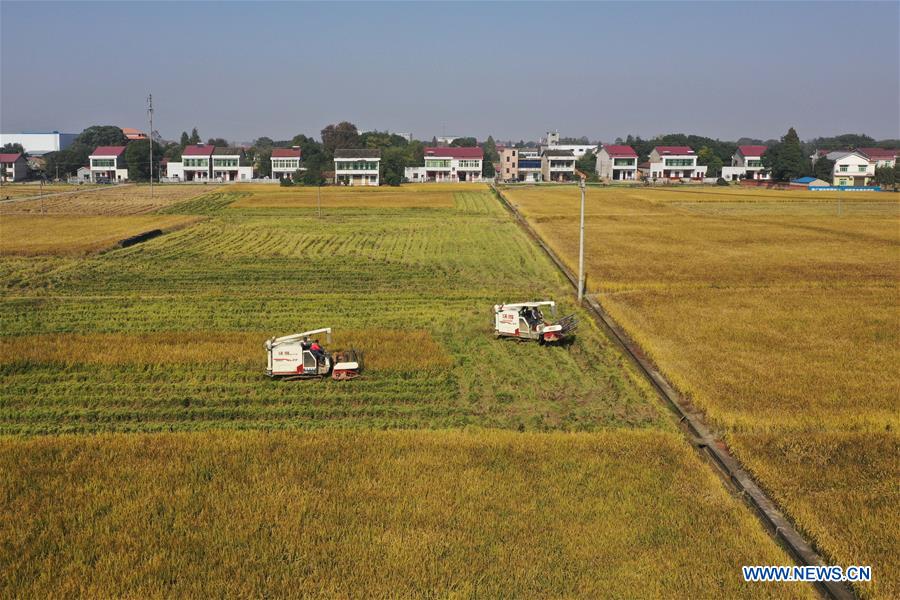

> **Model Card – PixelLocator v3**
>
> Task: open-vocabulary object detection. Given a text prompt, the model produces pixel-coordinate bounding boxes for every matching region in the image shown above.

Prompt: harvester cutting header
[265,327,362,380]
[493,301,577,344]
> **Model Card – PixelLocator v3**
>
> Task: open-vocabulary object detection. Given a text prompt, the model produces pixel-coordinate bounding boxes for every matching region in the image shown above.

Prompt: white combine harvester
[493,301,577,344]
[265,327,362,380]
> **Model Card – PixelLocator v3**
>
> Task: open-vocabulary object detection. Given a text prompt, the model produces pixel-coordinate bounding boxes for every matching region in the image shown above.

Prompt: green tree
[256,147,272,178]
[77,125,127,148]
[697,146,723,177]
[894,161,900,191]
[189,128,201,145]
[124,140,163,181]
[576,151,597,176]
[300,163,326,186]
[450,137,477,147]
[179,132,190,148]
[813,157,834,182]
[381,147,407,186]
[872,166,892,188]
[321,122,360,159]
[207,137,228,147]
[164,143,183,162]
[1,143,25,155]
[763,127,808,182]
[482,159,495,179]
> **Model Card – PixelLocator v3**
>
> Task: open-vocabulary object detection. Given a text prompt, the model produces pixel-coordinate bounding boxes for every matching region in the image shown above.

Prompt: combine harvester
[265,327,362,380]
[493,301,577,344]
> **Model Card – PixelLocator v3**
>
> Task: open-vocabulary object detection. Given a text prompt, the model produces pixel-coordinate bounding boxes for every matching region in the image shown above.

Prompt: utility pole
[147,93,154,197]
[578,176,585,303]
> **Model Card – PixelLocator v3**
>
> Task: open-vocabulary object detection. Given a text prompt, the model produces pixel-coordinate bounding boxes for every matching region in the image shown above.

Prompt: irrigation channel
[491,184,855,600]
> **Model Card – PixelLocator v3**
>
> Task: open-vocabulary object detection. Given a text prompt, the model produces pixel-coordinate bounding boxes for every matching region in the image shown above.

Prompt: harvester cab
[493,301,578,344]
[265,327,362,380]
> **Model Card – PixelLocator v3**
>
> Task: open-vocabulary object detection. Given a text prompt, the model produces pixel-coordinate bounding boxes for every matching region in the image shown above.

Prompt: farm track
[493,185,856,600]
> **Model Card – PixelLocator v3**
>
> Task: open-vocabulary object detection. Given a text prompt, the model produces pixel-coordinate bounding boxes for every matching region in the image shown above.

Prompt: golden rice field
[0,182,97,199]
[228,182,475,209]
[0,214,202,255]
[0,184,216,215]
[503,183,900,599]
[0,430,811,599]
[0,183,821,596]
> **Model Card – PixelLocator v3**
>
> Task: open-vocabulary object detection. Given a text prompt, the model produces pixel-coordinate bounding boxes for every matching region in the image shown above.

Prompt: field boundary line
[0,183,135,205]
[491,184,855,600]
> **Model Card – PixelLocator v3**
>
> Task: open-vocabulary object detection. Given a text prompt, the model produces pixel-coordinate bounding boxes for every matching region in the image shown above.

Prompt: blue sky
[2,1,898,143]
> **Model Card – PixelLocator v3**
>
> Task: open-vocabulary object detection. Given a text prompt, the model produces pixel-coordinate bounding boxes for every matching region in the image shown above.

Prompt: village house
[829,150,873,186]
[0,152,28,182]
[334,149,380,186]
[165,144,252,182]
[89,146,129,182]
[647,146,707,180]
[721,145,769,181]
[541,148,576,182]
[406,147,483,183]
[270,147,303,181]
[596,145,638,180]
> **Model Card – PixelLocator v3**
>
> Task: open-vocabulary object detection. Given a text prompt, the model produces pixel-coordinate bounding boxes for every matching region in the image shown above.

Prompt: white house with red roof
[857,147,898,169]
[409,147,483,182]
[596,145,638,180]
[89,146,129,182]
[648,146,707,180]
[270,147,303,181]
[721,145,769,181]
[0,152,28,182]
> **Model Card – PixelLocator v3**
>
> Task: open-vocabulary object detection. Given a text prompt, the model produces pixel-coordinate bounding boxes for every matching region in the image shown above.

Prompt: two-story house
[541,149,576,182]
[89,146,129,182]
[830,151,873,186]
[0,152,28,182]
[416,147,483,182]
[596,145,638,180]
[166,144,252,181]
[270,147,303,181]
[334,149,380,186]
[858,147,898,169]
[647,146,707,180]
[721,145,769,181]
[211,147,253,181]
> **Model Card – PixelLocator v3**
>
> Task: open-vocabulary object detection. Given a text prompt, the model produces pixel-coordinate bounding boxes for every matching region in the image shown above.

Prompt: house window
[839,165,848,172]
[92,159,115,168]
[425,159,451,169]
[858,165,866,172]
[613,158,635,166]
[664,158,694,167]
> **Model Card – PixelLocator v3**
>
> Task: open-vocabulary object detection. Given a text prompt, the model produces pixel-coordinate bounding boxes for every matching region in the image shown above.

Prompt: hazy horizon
[2,1,898,144]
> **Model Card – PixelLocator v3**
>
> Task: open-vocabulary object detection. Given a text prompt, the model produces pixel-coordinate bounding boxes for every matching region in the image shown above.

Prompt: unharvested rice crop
[0,184,216,216]
[731,432,899,600]
[503,183,900,599]
[0,214,202,255]
[228,182,479,209]
[0,430,812,599]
